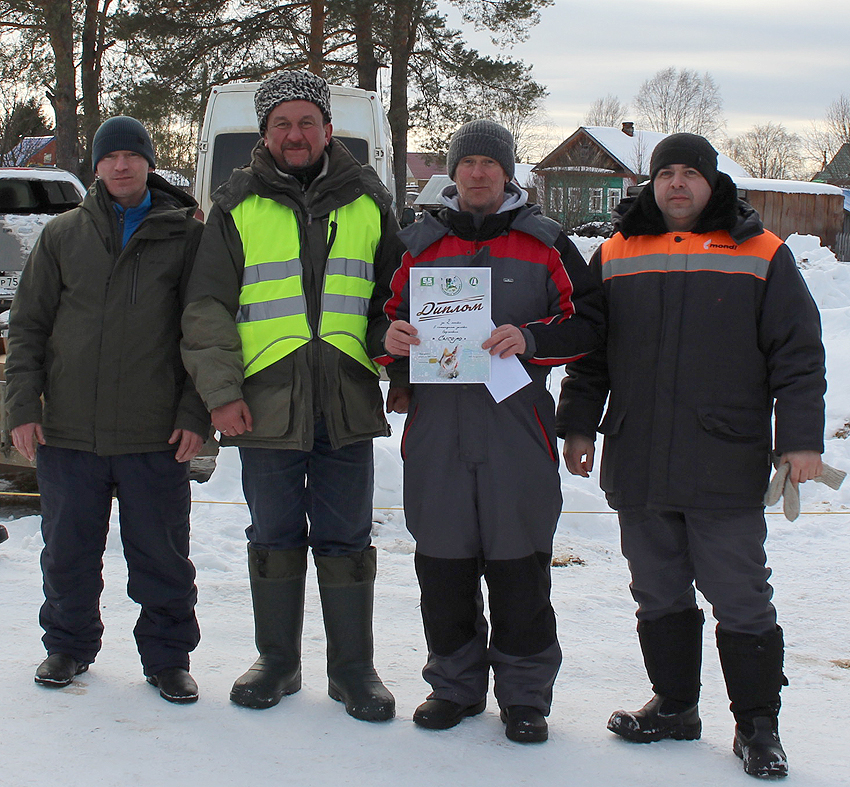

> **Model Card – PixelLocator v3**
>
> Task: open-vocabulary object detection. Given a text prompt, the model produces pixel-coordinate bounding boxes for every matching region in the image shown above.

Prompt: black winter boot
[608,608,704,743]
[717,626,788,778]
[315,547,395,722]
[230,547,307,709]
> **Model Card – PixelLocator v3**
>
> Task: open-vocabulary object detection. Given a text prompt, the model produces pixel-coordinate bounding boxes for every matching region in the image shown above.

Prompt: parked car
[0,166,87,311]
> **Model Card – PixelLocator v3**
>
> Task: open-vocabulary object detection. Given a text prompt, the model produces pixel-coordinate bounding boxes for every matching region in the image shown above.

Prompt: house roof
[407,152,445,180]
[535,127,750,179]
[4,136,54,166]
[813,143,850,184]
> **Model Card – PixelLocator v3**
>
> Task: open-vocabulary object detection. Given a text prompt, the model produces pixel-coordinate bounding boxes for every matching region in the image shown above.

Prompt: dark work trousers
[36,445,200,675]
[402,384,563,712]
[415,552,561,713]
[619,506,777,635]
[239,418,374,557]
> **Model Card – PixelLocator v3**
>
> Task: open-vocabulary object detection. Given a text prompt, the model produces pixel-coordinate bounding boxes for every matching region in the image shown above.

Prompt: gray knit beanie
[650,132,719,187]
[447,119,515,180]
[255,70,332,134]
[92,116,156,169]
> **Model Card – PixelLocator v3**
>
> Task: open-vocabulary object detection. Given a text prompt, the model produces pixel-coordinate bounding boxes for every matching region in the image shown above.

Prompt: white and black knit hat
[447,119,515,180]
[255,70,332,133]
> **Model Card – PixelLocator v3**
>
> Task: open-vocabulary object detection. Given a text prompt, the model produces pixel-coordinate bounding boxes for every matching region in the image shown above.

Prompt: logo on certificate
[440,275,462,296]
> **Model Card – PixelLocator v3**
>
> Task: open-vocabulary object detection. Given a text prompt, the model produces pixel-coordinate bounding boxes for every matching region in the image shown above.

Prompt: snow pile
[0,213,56,260]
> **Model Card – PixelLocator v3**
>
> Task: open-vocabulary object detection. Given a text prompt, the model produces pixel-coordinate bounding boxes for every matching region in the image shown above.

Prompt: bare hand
[11,422,44,462]
[168,429,206,463]
[212,399,253,438]
[778,450,822,486]
[384,320,419,357]
[482,324,526,358]
[563,433,595,477]
[386,386,412,414]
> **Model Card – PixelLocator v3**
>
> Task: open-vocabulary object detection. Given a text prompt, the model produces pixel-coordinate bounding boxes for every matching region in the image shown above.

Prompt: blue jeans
[36,445,199,675]
[239,419,374,556]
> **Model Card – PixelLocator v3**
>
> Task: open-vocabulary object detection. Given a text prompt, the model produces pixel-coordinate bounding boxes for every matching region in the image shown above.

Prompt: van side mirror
[400,207,416,227]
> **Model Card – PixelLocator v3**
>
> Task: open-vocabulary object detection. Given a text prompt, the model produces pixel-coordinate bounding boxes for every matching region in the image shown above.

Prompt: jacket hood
[616,172,764,244]
[399,200,561,258]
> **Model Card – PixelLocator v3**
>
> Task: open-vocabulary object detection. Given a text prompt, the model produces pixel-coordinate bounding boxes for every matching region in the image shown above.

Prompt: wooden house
[533,124,748,229]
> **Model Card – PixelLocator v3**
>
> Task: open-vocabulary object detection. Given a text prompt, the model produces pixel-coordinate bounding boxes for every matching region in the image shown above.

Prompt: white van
[195,81,395,218]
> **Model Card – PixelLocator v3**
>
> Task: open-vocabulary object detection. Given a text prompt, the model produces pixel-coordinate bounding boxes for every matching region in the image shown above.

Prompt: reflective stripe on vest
[231,193,382,377]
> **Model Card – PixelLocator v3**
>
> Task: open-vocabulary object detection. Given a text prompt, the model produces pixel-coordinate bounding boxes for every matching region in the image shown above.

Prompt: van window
[210,132,371,199]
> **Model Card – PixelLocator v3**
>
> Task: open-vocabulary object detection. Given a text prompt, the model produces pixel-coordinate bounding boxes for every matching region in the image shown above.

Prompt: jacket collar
[616,172,764,244]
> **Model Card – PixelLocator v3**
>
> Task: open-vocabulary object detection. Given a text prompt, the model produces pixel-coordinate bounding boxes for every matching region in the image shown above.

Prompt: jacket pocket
[336,353,387,436]
[696,406,770,495]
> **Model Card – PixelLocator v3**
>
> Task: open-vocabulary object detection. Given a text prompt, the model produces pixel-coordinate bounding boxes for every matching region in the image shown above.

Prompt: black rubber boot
[315,547,395,722]
[717,626,788,778]
[230,546,307,709]
[608,608,704,742]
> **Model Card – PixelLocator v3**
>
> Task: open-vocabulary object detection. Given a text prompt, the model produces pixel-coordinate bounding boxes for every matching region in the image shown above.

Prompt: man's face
[95,150,152,208]
[454,155,509,215]
[653,164,713,232]
[263,100,332,172]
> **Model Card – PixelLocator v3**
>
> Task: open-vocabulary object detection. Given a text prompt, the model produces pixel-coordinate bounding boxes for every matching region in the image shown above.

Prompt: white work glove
[764,461,846,521]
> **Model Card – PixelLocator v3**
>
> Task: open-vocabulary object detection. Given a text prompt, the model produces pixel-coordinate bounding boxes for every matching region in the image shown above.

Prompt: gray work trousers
[618,506,778,635]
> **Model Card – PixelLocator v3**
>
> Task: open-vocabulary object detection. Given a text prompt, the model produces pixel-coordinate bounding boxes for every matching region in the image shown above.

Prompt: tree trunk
[80,0,108,184]
[38,0,78,175]
[387,0,423,215]
[307,0,325,76]
[350,0,379,91]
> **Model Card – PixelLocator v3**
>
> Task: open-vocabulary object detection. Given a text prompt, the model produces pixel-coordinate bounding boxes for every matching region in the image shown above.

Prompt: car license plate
[0,275,19,290]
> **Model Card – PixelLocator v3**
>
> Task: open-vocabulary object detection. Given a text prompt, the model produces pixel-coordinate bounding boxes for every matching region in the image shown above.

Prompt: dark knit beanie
[447,119,515,180]
[650,132,718,187]
[255,70,332,134]
[92,116,156,169]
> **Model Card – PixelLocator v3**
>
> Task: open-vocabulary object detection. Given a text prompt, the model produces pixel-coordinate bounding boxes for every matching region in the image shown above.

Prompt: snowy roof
[537,127,751,179]
[3,136,53,166]
[414,175,451,206]
[732,177,844,195]
[0,166,84,191]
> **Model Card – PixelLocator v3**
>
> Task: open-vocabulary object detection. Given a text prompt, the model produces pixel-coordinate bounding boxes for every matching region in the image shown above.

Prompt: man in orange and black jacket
[556,133,826,780]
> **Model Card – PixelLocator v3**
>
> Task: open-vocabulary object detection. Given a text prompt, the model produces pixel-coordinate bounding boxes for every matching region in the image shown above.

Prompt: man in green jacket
[5,116,208,702]
[181,70,398,721]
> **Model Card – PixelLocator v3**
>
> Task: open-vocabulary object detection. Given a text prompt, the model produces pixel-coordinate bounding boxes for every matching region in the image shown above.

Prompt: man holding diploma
[371,119,605,742]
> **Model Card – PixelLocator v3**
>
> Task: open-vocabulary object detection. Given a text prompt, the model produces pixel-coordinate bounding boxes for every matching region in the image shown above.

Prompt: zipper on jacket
[130,251,141,304]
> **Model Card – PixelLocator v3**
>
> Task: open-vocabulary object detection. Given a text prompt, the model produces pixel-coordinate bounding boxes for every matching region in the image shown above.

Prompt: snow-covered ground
[1,236,848,787]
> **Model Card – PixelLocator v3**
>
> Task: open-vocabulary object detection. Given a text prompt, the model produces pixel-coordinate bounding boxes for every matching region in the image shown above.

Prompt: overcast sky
[444,0,849,141]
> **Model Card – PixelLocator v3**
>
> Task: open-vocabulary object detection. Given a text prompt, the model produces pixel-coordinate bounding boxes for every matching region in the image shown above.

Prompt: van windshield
[210,133,370,199]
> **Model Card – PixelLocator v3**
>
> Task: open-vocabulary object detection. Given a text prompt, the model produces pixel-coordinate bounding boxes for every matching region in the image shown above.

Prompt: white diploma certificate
[409,267,491,383]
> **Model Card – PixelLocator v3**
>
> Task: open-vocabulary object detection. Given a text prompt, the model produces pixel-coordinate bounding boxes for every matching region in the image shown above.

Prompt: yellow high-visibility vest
[231,194,382,377]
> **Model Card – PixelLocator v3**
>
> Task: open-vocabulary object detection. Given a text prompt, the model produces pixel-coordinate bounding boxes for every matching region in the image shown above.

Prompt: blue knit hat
[92,116,156,169]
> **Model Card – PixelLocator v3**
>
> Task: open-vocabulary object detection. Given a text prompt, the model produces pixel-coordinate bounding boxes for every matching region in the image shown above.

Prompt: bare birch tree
[726,123,803,179]
[633,67,725,139]
[584,94,627,127]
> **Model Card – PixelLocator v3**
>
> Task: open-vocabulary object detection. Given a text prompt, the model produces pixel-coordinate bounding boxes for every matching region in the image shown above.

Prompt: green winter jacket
[181,139,399,450]
[5,173,209,455]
